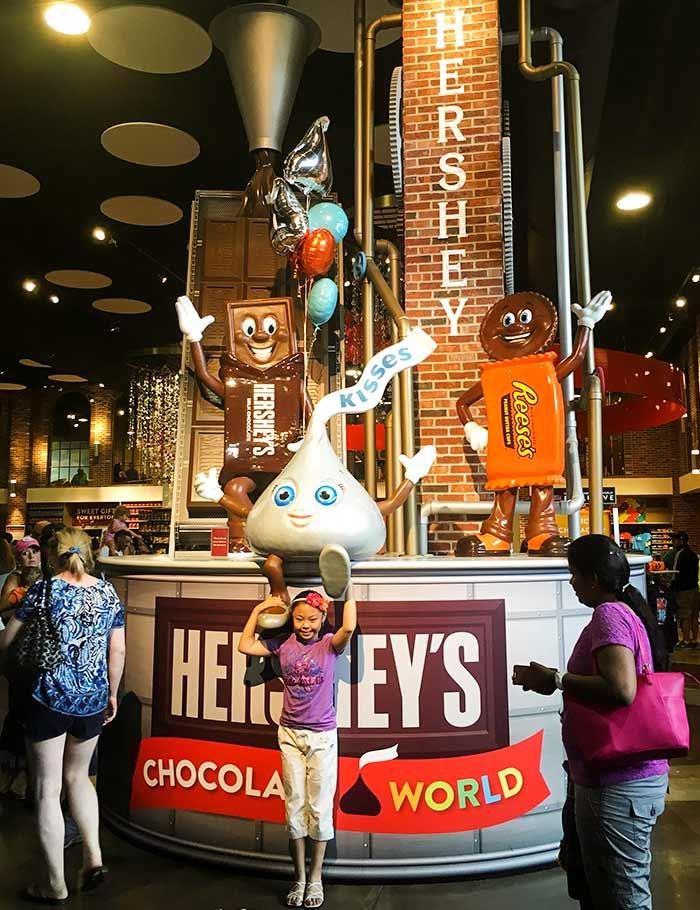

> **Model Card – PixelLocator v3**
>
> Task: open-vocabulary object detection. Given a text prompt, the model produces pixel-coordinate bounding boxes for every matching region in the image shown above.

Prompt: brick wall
[0,385,117,531]
[403,0,503,552]
[620,423,679,477]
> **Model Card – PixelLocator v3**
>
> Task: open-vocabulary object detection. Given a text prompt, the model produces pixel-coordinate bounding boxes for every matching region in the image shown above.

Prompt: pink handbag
[563,617,693,766]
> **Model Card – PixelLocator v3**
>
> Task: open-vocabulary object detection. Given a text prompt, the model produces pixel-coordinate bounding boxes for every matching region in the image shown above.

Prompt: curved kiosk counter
[98,552,648,881]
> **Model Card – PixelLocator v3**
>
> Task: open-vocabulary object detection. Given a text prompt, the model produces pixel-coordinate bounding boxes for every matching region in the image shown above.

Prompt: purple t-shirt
[563,600,669,787]
[266,633,339,732]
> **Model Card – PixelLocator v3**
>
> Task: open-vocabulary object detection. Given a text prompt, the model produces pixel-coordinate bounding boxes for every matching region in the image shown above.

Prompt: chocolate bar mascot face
[228,301,293,370]
[456,289,611,557]
[480,292,558,361]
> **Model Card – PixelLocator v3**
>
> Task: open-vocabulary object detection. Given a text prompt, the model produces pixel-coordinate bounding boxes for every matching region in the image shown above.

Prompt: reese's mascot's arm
[175,295,224,399]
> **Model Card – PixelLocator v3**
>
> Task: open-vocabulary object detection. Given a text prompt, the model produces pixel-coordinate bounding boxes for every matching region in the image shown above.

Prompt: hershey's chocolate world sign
[151,597,508,758]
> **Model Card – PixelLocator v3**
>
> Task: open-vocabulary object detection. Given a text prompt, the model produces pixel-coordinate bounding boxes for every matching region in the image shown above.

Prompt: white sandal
[304,881,324,908]
[286,881,306,908]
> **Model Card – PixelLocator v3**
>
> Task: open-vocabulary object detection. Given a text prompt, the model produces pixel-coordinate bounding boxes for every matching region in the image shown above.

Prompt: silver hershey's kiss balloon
[267,177,309,255]
[283,116,333,198]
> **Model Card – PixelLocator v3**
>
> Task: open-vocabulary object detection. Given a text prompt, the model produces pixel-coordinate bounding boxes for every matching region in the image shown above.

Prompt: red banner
[131,732,549,835]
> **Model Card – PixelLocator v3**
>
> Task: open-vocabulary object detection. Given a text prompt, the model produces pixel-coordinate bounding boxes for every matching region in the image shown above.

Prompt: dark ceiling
[1,0,698,392]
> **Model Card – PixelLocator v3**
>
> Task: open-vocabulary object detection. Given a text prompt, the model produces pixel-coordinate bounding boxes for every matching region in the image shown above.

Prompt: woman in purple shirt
[516,535,668,910]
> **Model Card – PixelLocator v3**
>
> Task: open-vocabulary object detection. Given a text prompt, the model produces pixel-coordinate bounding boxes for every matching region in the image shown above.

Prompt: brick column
[402,1,503,550]
[89,385,116,486]
[8,392,32,530]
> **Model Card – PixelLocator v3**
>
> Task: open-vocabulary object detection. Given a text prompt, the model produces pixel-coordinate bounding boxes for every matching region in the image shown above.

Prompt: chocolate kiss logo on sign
[245,327,436,559]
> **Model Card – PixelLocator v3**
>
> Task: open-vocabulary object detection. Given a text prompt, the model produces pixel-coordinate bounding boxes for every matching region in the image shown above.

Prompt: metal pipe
[418,495,581,556]
[361,12,402,500]
[587,373,604,533]
[385,409,396,553]
[501,101,515,295]
[514,5,601,532]
[365,257,419,553]
[378,238,405,554]
[353,0,365,247]
[503,26,584,537]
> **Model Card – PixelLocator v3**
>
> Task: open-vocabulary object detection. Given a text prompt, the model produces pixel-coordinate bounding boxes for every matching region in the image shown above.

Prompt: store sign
[131,733,549,836]
[141,596,550,833]
[583,486,617,507]
[151,597,509,757]
[433,7,472,336]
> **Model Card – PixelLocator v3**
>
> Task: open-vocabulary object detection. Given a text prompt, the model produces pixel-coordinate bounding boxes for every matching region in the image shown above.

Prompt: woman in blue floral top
[0,528,126,905]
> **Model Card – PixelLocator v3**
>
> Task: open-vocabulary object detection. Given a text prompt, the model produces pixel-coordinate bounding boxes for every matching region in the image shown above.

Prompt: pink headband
[294,591,329,614]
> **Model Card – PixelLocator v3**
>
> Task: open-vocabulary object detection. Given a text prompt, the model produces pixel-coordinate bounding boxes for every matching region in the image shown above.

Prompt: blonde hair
[113,505,129,520]
[52,527,94,580]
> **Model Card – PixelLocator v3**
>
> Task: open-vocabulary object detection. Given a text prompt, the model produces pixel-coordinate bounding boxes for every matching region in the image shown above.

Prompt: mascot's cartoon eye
[242,317,256,337]
[314,484,340,506]
[519,308,533,325]
[273,484,296,507]
[263,316,277,336]
[502,312,516,328]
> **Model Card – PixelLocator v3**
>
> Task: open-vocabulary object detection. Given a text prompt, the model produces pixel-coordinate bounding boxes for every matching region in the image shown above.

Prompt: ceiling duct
[209,3,321,155]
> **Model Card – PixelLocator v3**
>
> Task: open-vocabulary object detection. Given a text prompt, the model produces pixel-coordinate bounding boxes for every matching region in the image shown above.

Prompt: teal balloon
[308,202,348,243]
[308,278,338,326]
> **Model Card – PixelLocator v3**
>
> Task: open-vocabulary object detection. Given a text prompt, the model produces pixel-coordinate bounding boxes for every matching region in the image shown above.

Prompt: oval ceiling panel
[100,195,183,226]
[45,270,112,289]
[19,358,51,369]
[101,122,200,167]
[0,164,40,198]
[48,374,89,383]
[92,298,152,315]
[88,5,212,74]
[0,382,27,391]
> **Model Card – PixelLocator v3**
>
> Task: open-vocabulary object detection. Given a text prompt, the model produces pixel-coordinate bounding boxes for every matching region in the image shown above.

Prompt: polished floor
[1,694,698,908]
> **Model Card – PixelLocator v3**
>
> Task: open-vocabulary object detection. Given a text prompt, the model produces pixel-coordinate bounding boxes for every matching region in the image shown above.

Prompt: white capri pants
[277,725,338,842]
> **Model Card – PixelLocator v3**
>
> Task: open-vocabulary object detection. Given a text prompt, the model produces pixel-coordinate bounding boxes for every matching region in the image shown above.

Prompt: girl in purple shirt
[515,535,668,910]
[239,549,357,909]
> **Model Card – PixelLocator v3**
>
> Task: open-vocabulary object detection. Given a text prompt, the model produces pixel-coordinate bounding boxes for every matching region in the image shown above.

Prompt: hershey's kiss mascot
[195,328,438,628]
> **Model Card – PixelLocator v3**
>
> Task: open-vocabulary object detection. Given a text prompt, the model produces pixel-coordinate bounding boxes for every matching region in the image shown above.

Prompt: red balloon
[288,238,305,276]
[300,228,336,277]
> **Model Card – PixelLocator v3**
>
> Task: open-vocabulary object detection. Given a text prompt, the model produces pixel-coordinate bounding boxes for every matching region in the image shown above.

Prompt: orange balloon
[300,228,336,277]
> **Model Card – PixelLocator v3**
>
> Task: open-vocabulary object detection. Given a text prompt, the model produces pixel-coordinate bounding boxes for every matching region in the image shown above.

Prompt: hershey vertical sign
[434,7,471,336]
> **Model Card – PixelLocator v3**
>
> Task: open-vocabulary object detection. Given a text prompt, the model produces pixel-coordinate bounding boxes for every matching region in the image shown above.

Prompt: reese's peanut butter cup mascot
[456,290,612,557]
[195,328,438,628]
[176,295,312,554]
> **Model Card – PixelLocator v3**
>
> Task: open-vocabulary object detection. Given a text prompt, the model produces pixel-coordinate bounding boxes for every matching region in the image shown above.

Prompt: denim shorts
[575,773,668,910]
[23,697,105,744]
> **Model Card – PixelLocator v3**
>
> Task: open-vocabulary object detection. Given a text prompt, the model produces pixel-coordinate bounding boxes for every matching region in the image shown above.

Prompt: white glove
[464,421,488,453]
[399,445,437,484]
[287,438,304,453]
[195,467,224,503]
[175,295,215,343]
[571,290,613,329]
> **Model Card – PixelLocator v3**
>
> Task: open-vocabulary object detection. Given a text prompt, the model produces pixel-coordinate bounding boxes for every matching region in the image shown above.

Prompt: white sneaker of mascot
[247,327,438,629]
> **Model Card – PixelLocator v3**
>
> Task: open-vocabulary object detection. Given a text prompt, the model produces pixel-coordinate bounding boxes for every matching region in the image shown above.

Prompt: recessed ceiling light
[615,191,652,211]
[645,351,654,359]
[44,3,91,36]
[49,294,59,304]
[659,326,666,334]
[692,273,700,284]
[117,409,125,416]
[92,226,107,242]
[675,297,687,308]
[98,382,105,388]
[160,276,168,284]
[22,279,37,293]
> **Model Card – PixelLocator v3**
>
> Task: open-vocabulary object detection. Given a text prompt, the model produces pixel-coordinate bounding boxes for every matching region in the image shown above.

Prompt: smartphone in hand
[512,664,530,686]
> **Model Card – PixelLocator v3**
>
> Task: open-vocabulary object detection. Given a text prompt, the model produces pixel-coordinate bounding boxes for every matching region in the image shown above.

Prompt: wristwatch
[554,670,566,691]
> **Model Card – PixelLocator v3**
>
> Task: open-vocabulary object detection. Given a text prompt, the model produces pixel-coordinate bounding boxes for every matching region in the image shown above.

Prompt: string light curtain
[127,366,180,485]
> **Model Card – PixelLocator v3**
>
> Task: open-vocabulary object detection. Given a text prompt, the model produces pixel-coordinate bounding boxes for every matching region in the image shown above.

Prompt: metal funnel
[210,3,321,153]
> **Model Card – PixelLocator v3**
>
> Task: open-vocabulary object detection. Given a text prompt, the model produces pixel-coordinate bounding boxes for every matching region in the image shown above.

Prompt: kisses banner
[131,732,549,835]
